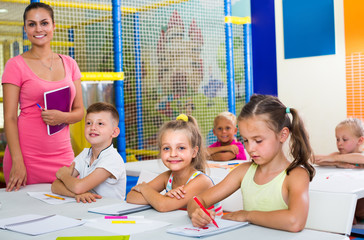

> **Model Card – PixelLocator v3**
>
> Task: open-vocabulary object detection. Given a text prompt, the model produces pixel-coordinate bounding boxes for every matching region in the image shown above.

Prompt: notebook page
[5,215,84,236]
[166,218,248,237]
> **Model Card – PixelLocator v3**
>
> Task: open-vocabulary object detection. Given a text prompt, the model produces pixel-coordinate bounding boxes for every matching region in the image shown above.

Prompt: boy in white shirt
[51,102,126,202]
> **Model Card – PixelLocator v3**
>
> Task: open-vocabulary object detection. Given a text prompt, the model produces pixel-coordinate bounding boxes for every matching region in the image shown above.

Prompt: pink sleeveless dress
[2,54,81,184]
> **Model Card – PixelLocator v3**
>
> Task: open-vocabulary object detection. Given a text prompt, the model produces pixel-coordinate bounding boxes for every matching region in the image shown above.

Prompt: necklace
[30,50,54,71]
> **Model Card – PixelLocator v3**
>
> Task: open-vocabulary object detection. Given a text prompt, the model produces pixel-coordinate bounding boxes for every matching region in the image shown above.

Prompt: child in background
[207,112,247,161]
[187,94,315,232]
[314,118,364,168]
[51,102,126,202]
[314,118,364,223]
[126,114,222,215]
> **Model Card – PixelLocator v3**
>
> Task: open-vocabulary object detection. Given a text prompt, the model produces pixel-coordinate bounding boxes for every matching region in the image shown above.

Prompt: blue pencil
[36,103,44,111]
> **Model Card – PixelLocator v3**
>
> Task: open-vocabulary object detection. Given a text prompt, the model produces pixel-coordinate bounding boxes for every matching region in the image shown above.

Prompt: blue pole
[68,28,75,59]
[112,0,126,162]
[243,23,253,103]
[23,28,29,53]
[224,0,235,115]
[134,13,144,153]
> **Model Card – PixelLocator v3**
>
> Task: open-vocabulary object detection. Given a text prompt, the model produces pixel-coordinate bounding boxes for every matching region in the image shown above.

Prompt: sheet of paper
[85,217,170,235]
[166,218,248,237]
[27,192,76,204]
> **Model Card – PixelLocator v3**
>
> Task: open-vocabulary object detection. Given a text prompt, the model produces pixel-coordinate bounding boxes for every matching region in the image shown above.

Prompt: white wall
[274,0,347,154]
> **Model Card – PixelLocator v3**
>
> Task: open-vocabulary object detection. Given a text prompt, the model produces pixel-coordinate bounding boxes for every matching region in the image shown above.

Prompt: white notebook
[166,218,248,238]
[0,214,84,235]
[88,202,151,215]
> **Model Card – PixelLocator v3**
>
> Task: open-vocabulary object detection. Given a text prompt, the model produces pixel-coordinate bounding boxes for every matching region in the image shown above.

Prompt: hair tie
[286,107,290,114]
[176,114,188,122]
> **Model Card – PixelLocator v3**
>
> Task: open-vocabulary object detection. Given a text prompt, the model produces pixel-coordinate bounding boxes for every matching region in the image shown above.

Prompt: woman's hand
[190,207,216,228]
[165,185,186,199]
[6,160,27,192]
[75,192,102,203]
[41,109,65,126]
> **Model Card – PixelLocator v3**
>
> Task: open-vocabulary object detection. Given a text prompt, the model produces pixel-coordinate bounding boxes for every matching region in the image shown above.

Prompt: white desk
[310,166,364,198]
[126,160,364,199]
[0,184,348,240]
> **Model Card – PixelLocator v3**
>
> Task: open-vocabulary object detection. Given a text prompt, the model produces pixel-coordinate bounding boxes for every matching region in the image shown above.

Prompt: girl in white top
[187,94,315,232]
[127,114,222,214]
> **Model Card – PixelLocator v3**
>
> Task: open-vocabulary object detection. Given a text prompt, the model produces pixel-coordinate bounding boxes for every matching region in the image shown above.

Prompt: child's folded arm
[59,168,112,195]
[51,179,76,197]
[126,171,169,205]
[138,174,214,212]
[209,151,236,161]
[207,146,230,156]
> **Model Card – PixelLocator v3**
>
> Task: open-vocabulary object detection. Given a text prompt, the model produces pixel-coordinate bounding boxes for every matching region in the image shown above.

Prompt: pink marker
[104,215,144,219]
[105,216,128,219]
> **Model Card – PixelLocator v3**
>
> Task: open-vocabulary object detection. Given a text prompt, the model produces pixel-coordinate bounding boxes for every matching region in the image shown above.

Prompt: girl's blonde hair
[238,94,315,181]
[157,115,207,173]
[336,118,364,138]
[213,111,237,128]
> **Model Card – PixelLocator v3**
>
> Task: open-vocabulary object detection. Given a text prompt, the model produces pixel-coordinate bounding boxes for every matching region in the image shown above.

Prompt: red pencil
[193,196,219,228]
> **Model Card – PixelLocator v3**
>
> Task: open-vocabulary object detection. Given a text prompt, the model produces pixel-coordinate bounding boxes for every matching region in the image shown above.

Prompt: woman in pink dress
[2,2,84,191]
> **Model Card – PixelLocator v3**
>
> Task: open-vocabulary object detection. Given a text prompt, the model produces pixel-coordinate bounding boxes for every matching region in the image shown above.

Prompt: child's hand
[313,155,332,164]
[131,182,147,193]
[335,162,357,169]
[165,185,186,199]
[56,162,75,180]
[190,207,216,228]
[75,192,102,203]
[228,145,240,155]
[222,210,248,222]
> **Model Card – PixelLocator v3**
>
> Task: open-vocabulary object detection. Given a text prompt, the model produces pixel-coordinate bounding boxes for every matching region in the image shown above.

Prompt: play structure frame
[3,0,253,162]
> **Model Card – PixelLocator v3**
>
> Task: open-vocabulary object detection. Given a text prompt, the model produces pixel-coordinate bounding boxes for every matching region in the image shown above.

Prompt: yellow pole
[225,16,251,25]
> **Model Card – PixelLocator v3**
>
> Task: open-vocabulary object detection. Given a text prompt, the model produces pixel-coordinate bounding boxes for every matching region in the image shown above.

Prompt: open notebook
[0,214,84,235]
[166,218,248,238]
[88,202,151,215]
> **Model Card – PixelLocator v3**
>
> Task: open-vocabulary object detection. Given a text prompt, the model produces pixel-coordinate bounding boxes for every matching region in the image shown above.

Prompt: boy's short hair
[213,111,237,128]
[87,102,119,123]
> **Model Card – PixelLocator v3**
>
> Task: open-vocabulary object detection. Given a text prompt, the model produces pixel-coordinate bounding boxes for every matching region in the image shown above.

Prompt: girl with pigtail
[187,94,315,232]
[127,114,222,215]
